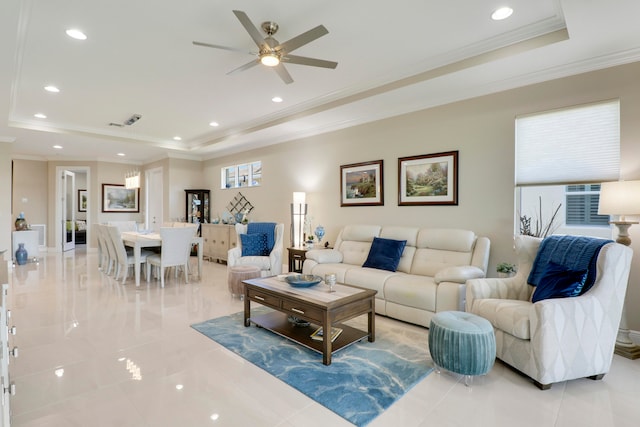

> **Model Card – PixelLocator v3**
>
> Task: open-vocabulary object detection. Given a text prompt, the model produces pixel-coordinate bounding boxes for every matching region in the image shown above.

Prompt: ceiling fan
[193,10,338,84]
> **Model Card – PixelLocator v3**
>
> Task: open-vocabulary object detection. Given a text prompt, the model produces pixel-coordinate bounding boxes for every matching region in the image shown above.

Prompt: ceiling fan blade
[277,25,328,54]
[282,54,337,69]
[233,10,267,49]
[192,41,253,55]
[274,64,294,84]
[227,59,260,75]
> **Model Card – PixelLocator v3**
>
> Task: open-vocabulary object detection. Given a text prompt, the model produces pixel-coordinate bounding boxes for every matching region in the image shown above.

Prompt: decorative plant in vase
[306,235,315,248]
[519,196,562,238]
[496,262,516,277]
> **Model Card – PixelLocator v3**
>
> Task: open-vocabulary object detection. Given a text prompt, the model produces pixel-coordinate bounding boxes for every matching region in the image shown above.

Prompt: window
[515,100,620,237]
[516,100,620,186]
[221,161,262,189]
[565,184,609,226]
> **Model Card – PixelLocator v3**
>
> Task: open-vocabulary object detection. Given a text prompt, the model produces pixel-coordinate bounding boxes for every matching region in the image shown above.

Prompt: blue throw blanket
[247,222,276,252]
[528,235,612,294]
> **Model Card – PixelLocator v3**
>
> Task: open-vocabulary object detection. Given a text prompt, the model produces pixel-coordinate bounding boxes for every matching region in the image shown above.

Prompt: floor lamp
[598,180,640,359]
[291,192,307,248]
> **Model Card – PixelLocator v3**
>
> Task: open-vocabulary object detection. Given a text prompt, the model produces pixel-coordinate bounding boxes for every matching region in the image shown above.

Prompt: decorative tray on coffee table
[284,274,323,288]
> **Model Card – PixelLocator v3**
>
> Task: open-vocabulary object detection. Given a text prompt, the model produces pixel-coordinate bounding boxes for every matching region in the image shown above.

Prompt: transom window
[221,161,262,189]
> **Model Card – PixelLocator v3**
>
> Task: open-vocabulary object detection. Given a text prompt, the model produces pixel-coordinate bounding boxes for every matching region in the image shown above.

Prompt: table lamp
[598,179,640,359]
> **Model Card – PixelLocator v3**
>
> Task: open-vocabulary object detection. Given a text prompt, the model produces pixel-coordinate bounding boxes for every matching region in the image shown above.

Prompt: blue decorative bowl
[285,274,323,288]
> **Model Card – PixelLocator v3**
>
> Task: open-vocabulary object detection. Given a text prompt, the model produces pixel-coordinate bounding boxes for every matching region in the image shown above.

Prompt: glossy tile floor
[7,248,640,427]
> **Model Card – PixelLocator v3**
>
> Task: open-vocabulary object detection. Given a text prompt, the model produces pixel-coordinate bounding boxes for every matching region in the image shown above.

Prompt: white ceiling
[2,0,640,164]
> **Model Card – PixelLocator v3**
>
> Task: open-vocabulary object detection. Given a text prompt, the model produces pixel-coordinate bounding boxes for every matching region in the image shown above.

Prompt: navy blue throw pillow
[362,237,407,272]
[531,261,588,303]
[240,233,269,256]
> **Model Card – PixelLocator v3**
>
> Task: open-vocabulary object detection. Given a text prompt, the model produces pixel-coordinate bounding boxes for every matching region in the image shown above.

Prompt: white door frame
[55,166,91,252]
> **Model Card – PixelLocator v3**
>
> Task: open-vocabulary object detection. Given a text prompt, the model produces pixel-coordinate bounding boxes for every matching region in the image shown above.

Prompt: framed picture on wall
[340,160,384,206]
[398,151,458,206]
[102,184,139,212]
[78,189,87,212]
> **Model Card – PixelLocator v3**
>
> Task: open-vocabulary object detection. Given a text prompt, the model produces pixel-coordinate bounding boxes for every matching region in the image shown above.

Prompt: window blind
[515,100,620,185]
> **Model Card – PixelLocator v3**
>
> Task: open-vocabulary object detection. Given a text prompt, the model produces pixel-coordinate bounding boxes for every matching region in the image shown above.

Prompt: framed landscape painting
[78,189,87,212]
[102,184,139,212]
[398,151,458,206]
[340,160,384,206]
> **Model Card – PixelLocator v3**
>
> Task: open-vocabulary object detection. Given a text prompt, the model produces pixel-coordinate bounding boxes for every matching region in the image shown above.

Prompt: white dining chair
[94,224,108,271]
[96,224,117,275]
[146,226,197,287]
[105,225,152,284]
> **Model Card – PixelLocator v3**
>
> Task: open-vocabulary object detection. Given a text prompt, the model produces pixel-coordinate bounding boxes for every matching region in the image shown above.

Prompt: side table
[287,246,308,273]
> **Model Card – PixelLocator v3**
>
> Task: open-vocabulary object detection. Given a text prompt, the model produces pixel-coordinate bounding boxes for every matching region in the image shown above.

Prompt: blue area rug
[191,310,432,426]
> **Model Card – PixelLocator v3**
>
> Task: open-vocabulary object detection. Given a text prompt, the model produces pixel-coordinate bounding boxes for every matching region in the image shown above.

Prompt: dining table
[121,231,203,287]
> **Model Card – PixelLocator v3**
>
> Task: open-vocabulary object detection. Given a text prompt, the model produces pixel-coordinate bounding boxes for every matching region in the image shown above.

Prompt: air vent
[109,114,142,127]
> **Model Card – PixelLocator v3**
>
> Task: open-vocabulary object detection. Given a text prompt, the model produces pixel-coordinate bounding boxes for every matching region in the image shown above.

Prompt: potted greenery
[496,262,516,278]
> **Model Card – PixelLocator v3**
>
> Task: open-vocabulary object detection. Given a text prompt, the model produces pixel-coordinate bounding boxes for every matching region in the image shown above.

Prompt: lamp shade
[598,180,640,216]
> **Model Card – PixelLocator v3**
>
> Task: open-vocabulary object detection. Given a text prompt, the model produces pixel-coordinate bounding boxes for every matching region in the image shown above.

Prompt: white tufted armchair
[466,235,633,389]
[227,223,284,277]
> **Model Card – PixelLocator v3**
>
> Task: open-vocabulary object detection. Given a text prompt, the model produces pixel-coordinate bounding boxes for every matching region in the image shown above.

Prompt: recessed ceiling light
[44,85,60,93]
[173,136,182,141]
[491,7,513,21]
[117,153,126,157]
[53,145,63,149]
[66,29,87,40]
[209,121,219,127]
[34,113,47,119]
[272,96,283,103]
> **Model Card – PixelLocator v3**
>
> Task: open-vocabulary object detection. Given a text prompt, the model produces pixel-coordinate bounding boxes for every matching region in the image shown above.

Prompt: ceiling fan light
[260,54,280,67]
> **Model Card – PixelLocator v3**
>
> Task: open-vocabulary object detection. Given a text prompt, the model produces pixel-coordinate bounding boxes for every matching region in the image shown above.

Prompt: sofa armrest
[465,276,529,311]
[227,247,241,267]
[305,249,343,264]
[434,266,485,284]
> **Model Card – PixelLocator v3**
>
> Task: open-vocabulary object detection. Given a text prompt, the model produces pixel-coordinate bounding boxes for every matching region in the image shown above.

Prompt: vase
[314,225,325,243]
[15,243,28,265]
[15,217,28,231]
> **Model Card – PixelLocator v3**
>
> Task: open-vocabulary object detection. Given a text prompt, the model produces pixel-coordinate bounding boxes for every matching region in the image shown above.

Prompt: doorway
[145,167,163,232]
[55,166,90,252]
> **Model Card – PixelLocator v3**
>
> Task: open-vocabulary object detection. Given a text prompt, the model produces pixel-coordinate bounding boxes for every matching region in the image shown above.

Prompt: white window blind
[515,100,620,185]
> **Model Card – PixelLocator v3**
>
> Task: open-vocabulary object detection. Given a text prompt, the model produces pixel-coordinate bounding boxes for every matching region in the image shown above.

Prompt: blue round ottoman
[428,311,496,385]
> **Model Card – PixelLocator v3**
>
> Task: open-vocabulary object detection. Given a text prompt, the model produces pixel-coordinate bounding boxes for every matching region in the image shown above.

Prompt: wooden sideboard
[201,224,237,263]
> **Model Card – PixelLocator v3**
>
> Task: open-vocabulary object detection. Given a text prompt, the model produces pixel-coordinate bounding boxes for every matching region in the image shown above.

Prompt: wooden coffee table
[243,276,376,365]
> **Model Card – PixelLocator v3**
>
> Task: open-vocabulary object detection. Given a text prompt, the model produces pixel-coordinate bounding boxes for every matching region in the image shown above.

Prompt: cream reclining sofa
[302,225,490,327]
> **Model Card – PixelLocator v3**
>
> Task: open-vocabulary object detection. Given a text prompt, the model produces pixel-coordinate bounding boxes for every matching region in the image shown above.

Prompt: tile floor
[6,249,640,427]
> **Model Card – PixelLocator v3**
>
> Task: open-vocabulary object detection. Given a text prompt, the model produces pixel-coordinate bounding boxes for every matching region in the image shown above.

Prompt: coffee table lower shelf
[248,311,369,356]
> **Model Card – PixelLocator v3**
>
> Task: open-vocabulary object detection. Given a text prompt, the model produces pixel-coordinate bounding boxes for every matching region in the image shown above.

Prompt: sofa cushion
[473,298,532,340]
[247,222,276,252]
[344,267,397,299]
[362,237,407,272]
[385,274,437,312]
[531,261,587,303]
[240,233,269,256]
